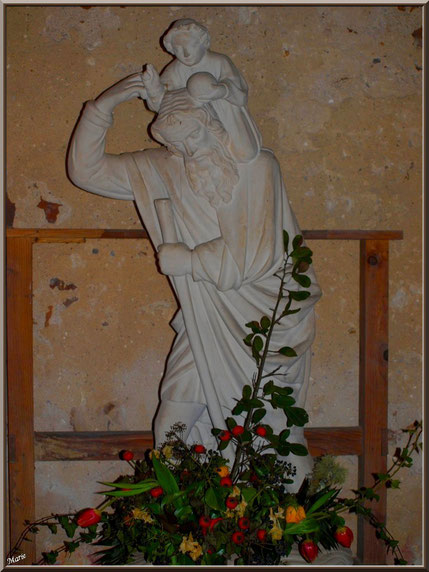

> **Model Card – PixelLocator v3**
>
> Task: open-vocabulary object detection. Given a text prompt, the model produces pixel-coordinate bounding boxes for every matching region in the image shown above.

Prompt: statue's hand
[187,72,227,102]
[157,243,192,276]
[142,64,164,98]
[95,73,146,115]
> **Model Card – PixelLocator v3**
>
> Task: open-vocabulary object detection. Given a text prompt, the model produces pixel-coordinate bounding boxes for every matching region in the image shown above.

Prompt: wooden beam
[6,228,403,241]
[34,426,362,461]
[6,237,36,562]
[358,239,389,564]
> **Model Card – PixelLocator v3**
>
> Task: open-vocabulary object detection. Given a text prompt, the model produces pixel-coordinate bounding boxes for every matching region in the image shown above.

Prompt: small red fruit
[256,529,267,542]
[199,515,212,528]
[149,486,164,498]
[121,450,134,461]
[220,476,233,487]
[76,508,102,528]
[231,531,245,544]
[249,473,259,484]
[209,517,223,531]
[232,425,245,436]
[255,426,267,437]
[299,539,319,563]
[219,430,232,441]
[193,444,206,454]
[226,496,239,510]
[238,517,250,530]
[334,526,354,548]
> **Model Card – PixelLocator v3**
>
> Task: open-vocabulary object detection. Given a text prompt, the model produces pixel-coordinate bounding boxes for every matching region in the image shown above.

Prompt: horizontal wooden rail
[6,228,403,241]
[34,427,362,461]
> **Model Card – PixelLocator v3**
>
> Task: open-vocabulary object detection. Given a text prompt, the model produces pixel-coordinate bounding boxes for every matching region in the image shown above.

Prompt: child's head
[163,19,210,66]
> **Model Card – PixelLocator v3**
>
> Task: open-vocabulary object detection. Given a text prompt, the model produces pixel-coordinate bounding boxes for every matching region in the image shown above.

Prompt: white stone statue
[67,20,322,492]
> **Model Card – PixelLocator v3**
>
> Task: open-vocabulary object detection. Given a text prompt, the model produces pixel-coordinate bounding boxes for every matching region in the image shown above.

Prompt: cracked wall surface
[6,5,422,565]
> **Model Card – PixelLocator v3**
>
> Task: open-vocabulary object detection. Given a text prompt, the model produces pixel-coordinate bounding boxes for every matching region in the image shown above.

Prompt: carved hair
[163,19,211,54]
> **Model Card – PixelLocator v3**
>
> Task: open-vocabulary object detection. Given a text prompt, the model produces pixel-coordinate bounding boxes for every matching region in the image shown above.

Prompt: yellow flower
[236,499,248,517]
[149,449,160,459]
[162,445,173,459]
[215,465,230,478]
[230,486,241,498]
[132,508,154,523]
[285,505,306,523]
[269,524,283,541]
[179,533,203,562]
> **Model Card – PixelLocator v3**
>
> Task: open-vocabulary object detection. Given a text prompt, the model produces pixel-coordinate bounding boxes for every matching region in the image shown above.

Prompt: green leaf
[243,333,254,347]
[64,540,80,554]
[226,416,237,430]
[248,398,264,407]
[174,505,194,522]
[252,408,266,423]
[100,480,157,490]
[47,523,57,534]
[219,439,230,451]
[59,516,77,539]
[205,487,226,511]
[279,429,291,443]
[293,274,311,288]
[272,385,294,396]
[263,380,274,394]
[246,321,261,333]
[42,551,59,565]
[261,316,271,330]
[292,246,313,260]
[278,346,298,357]
[252,336,264,353]
[151,456,180,501]
[306,489,337,515]
[289,290,311,301]
[272,394,295,408]
[240,487,258,504]
[284,406,309,427]
[284,518,319,535]
[292,234,303,250]
[242,385,252,400]
[289,443,308,456]
[283,230,290,253]
[232,402,245,415]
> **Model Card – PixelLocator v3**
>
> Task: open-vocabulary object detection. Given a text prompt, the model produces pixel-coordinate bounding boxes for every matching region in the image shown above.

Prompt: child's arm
[142,64,166,112]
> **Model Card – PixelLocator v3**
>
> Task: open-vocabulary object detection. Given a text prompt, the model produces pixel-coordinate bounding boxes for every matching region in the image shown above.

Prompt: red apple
[299,539,318,563]
[334,526,354,548]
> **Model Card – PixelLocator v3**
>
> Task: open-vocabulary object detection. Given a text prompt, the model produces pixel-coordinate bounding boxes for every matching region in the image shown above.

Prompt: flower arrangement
[8,232,422,566]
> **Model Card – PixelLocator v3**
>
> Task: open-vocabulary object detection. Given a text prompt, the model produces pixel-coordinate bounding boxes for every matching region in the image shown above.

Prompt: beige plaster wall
[6,4,422,565]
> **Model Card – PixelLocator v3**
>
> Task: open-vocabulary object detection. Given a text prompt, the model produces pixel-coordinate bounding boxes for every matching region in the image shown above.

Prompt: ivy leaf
[58,516,77,539]
[47,523,57,534]
[42,551,59,565]
[279,346,297,357]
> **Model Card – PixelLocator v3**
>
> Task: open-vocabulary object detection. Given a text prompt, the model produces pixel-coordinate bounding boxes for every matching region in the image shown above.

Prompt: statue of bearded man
[68,70,321,490]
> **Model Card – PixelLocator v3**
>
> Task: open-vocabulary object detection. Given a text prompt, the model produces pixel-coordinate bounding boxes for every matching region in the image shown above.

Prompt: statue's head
[151,88,239,206]
[163,19,210,67]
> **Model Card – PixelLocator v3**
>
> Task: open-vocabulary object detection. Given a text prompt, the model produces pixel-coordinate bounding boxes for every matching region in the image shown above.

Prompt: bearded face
[152,105,240,207]
[183,133,239,207]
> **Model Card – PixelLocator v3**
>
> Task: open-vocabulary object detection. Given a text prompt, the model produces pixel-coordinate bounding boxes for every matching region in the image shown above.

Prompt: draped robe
[68,100,322,488]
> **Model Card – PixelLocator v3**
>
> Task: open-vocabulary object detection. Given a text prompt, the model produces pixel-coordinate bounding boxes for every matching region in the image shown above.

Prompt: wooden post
[6,237,36,562]
[358,239,389,564]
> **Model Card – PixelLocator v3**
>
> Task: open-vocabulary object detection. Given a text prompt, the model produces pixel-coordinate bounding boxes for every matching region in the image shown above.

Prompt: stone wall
[6,5,422,564]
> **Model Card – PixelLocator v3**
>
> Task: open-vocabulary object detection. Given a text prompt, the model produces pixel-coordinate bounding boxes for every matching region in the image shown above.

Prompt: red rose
[149,486,164,498]
[256,529,267,542]
[255,426,267,437]
[238,517,250,530]
[219,430,232,442]
[76,508,101,528]
[232,531,245,544]
[220,476,233,487]
[232,425,245,436]
[193,444,206,454]
[209,517,223,531]
[226,496,239,510]
[199,515,212,528]
[121,450,134,461]
[299,539,319,563]
[334,526,354,548]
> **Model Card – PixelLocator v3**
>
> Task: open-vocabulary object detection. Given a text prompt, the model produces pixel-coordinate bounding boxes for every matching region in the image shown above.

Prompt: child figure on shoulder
[142,18,262,163]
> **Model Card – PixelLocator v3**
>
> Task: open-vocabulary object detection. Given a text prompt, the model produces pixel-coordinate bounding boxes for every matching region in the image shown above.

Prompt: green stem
[231,255,291,480]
